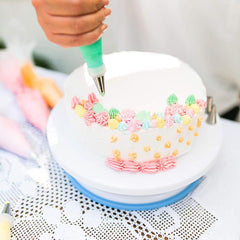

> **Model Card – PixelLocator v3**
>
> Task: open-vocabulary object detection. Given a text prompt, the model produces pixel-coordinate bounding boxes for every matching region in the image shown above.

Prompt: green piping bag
[79,38,106,95]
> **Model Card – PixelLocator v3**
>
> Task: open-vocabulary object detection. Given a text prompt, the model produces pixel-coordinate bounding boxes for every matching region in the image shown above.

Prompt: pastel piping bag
[16,87,50,132]
[0,202,13,240]
[79,38,106,96]
[20,63,63,108]
[0,115,38,163]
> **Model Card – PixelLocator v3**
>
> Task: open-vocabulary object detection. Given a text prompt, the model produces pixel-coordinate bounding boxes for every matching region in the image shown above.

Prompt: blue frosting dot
[142,120,151,129]
[173,114,182,123]
[117,121,128,131]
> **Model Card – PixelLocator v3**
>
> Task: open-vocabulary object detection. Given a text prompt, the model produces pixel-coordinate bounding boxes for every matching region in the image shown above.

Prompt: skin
[32,0,111,48]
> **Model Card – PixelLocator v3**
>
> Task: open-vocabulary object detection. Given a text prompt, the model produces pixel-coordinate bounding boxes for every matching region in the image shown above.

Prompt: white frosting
[64,52,206,163]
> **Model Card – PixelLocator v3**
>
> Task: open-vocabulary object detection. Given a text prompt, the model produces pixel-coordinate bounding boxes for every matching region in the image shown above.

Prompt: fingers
[33,0,109,17]
[32,0,111,47]
[42,8,111,35]
[46,23,108,48]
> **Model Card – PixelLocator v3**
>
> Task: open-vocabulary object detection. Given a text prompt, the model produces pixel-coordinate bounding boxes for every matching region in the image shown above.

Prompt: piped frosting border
[71,93,206,133]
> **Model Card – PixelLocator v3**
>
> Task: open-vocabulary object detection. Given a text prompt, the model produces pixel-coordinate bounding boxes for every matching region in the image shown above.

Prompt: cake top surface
[65,52,206,113]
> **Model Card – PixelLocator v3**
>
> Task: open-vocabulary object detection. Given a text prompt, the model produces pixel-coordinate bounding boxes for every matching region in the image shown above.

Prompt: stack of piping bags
[0,57,49,131]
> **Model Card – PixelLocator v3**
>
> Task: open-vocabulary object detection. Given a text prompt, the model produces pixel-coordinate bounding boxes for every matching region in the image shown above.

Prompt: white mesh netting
[0,123,218,240]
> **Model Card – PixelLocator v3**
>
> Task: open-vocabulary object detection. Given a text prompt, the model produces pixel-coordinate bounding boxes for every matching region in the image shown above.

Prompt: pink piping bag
[16,87,50,132]
[0,115,35,159]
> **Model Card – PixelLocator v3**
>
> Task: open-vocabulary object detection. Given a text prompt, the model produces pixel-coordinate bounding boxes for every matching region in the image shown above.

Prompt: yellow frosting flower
[156,117,165,128]
[182,115,191,125]
[75,105,86,118]
[190,104,201,114]
[108,119,119,129]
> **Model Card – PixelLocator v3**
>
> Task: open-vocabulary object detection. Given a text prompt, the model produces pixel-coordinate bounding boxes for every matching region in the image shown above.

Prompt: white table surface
[0,67,239,240]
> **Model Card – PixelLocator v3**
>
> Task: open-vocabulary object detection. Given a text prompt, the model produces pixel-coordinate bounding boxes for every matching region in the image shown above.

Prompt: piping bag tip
[94,75,105,96]
[1,202,11,215]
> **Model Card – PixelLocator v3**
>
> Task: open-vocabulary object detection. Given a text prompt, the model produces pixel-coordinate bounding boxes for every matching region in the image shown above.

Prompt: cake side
[64,52,206,173]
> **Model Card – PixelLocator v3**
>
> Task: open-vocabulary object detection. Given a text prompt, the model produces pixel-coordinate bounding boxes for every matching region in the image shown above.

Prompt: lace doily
[0,123,218,240]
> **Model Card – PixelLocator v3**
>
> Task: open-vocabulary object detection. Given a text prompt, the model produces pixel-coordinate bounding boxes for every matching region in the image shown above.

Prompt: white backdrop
[0,0,240,113]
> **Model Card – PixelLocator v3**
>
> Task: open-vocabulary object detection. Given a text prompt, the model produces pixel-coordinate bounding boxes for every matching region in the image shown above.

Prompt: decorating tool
[206,96,213,114]
[0,202,13,240]
[79,38,106,96]
[206,104,217,125]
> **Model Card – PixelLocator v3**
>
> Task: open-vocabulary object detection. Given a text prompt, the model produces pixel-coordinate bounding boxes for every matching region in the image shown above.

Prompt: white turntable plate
[47,100,222,201]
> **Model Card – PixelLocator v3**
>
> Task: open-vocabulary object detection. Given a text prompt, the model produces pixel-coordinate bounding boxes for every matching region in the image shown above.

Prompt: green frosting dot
[92,103,104,113]
[167,94,178,105]
[109,108,119,119]
[136,111,151,122]
[185,95,196,106]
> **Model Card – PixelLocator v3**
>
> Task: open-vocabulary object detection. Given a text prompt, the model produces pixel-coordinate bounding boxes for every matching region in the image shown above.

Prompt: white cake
[64,52,206,173]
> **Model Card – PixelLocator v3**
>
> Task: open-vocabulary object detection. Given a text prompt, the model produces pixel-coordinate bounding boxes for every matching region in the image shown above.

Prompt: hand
[32,0,111,48]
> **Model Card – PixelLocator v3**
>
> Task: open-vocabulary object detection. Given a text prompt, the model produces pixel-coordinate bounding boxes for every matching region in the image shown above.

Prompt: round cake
[64,52,206,173]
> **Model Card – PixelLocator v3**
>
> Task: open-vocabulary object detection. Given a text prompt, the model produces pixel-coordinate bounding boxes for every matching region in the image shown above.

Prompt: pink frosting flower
[84,110,96,126]
[88,92,99,104]
[185,109,194,118]
[165,116,174,127]
[71,96,81,109]
[128,119,142,132]
[150,119,157,128]
[196,99,207,109]
[84,101,94,111]
[165,104,185,117]
[95,111,110,126]
[121,109,136,123]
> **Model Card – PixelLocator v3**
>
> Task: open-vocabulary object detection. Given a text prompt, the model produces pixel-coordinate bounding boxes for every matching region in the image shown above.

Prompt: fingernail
[102,0,109,5]
[101,24,108,32]
[104,8,111,17]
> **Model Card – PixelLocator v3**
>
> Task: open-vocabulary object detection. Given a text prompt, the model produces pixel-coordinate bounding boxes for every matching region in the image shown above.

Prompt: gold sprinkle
[156,135,162,141]
[128,152,137,160]
[154,152,161,159]
[112,150,121,160]
[130,134,139,143]
[178,137,184,143]
[164,141,171,148]
[144,145,151,152]
[172,149,179,156]
[188,125,194,131]
[196,119,202,128]
[194,132,199,137]
[177,126,183,134]
[198,115,204,122]
[186,141,191,146]
[110,135,118,143]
